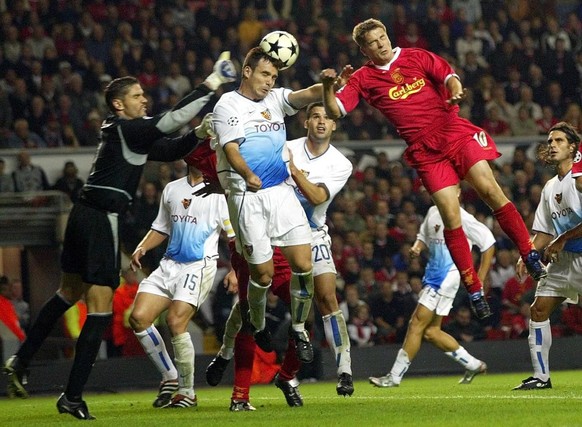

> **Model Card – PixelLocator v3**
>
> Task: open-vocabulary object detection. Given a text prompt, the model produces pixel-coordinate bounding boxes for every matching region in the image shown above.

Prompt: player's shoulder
[214,91,239,108]
[328,144,353,169]
[165,176,189,191]
[287,137,306,150]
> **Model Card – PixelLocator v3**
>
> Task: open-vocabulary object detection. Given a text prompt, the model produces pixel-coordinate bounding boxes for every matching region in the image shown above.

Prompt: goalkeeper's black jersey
[78,84,213,214]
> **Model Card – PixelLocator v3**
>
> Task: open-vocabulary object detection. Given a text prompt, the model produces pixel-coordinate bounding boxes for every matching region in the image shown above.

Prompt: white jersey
[285,137,353,230]
[419,205,495,296]
[533,169,582,253]
[213,88,298,193]
[151,177,234,263]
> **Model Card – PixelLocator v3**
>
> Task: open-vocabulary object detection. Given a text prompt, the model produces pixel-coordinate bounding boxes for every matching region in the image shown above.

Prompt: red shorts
[404,118,500,194]
[230,243,292,305]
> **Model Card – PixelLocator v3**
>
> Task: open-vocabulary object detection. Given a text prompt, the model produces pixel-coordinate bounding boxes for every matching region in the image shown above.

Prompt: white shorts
[228,183,311,264]
[535,251,582,304]
[311,229,337,277]
[418,285,455,317]
[137,256,218,308]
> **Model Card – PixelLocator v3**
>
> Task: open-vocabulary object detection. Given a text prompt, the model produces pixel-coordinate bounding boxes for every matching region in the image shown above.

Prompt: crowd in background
[2,0,582,357]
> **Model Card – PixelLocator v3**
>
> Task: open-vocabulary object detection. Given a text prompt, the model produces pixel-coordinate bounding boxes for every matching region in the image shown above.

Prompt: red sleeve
[0,298,26,341]
[336,71,364,115]
[572,149,582,177]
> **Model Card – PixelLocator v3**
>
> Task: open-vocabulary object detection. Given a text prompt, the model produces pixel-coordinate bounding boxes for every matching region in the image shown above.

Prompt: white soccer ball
[259,30,299,70]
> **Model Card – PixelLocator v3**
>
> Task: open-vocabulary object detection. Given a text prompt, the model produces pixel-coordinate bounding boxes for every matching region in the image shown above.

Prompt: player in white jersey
[370,198,495,388]
[128,162,234,408]
[513,122,582,390]
[285,102,354,395]
[212,47,330,364]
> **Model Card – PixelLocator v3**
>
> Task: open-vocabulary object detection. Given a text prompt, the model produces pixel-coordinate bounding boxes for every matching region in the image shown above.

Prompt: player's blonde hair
[352,19,387,47]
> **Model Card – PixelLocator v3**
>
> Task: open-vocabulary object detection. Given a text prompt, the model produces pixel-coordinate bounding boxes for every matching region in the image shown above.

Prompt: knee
[530,304,549,323]
[423,326,438,343]
[129,310,148,332]
[166,312,190,335]
[315,293,339,315]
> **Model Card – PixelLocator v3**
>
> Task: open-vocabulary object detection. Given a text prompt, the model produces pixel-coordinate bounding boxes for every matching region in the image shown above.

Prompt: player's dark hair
[353,18,387,47]
[306,102,325,118]
[243,46,284,71]
[550,121,581,145]
[104,76,139,114]
[538,121,581,163]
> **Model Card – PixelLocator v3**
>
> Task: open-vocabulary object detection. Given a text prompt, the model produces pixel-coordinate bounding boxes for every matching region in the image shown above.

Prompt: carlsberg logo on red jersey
[389,78,426,100]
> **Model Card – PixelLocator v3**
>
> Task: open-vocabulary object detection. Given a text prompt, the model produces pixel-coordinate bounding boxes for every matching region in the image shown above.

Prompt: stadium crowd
[2,0,582,358]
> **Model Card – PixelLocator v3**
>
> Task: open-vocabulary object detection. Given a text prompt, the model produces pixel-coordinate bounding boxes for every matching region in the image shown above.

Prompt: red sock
[232,332,255,402]
[278,338,301,381]
[443,227,482,294]
[493,203,534,258]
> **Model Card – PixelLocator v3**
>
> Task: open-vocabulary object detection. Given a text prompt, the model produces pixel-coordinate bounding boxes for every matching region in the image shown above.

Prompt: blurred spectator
[510,105,540,136]
[25,23,56,60]
[562,301,582,335]
[456,23,487,68]
[347,303,377,347]
[367,280,401,344]
[111,269,143,357]
[164,61,192,99]
[0,276,26,342]
[397,21,429,50]
[542,37,578,101]
[461,51,487,89]
[52,160,84,203]
[502,275,535,315]
[489,249,516,298]
[12,150,50,192]
[123,181,161,273]
[481,105,511,136]
[541,16,572,53]
[8,78,31,121]
[544,81,568,119]
[339,283,367,323]
[561,103,582,133]
[443,306,487,342]
[10,279,29,332]
[238,7,264,47]
[514,85,543,121]
[0,157,15,192]
[343,199,366,234]
[430,21,456,59]
[451,0,482,24]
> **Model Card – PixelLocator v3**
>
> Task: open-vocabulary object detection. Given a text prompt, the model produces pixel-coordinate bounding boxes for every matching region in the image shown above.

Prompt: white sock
[529,319,551,381]
[171,332,195,399]
[445,346,482,371]
[389,349,411,384]
[248,279,270,331]
[135,326,178,381]
[219,301,242,360]
[323,310,352,375]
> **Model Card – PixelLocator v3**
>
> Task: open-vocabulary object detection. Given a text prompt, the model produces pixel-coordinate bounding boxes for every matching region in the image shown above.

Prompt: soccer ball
[259,30,299,70]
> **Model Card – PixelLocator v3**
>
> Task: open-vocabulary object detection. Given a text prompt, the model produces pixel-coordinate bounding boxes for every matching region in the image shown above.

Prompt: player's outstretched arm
[321,68,341,119]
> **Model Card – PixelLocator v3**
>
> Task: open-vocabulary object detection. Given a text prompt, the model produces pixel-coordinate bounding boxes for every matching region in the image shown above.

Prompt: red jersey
[572,147,582,177]
[336,47,460,144]
[183,137,219,182]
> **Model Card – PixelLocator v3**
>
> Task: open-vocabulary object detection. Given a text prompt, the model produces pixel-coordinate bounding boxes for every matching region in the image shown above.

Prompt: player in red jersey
[321,18,546,319]
[210,244,305,410]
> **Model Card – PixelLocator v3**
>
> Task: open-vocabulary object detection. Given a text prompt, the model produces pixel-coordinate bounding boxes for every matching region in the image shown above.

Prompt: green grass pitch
[2,370,582,426]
